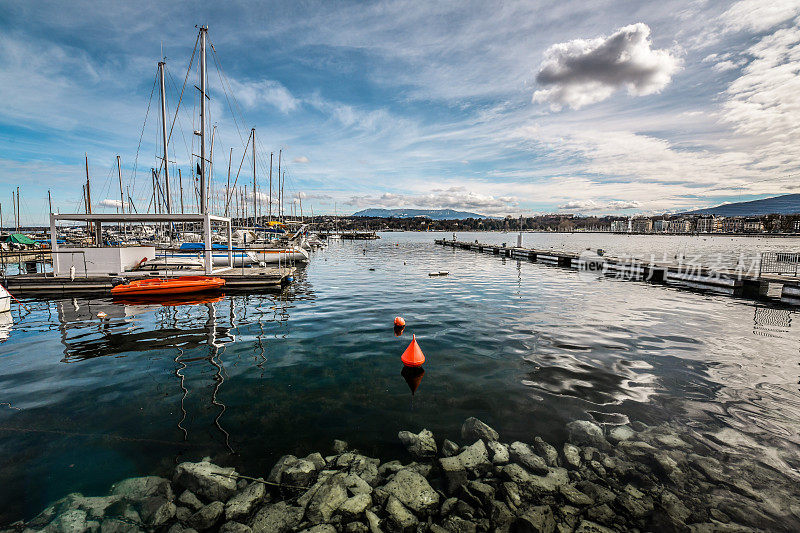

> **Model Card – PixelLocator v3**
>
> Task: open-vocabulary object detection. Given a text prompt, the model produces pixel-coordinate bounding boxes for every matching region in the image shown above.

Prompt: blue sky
[2,0,800,224]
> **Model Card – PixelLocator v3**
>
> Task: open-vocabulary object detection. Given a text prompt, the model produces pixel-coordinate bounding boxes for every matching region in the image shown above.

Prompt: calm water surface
[1,232,800,523]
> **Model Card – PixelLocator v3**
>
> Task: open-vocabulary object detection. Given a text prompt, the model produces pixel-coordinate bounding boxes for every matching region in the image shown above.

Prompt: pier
[1,266,295,296]
[436,239,800,306]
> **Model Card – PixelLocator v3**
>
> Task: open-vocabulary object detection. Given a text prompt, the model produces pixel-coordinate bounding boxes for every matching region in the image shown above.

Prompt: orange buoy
[401,334,425,367]
[394,316,405,327]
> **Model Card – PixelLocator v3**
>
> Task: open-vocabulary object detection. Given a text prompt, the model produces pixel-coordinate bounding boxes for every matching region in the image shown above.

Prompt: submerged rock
[509,441,549,474]
[187,501,224,531]
[487,440,510,465]
[534,437,559,467]
[249,501,303,533]
[562,444,581,470]
[305,473,349,523]
[461,417,500,443]
[111,476,174,502]
[225,480,266,521]
[174,461,238,503]
[397,428,437,459]
[385,495,418,531]
[566,421,609,450]
[515,505,555,533]
[382,469,439,515]
[441,439,460,458]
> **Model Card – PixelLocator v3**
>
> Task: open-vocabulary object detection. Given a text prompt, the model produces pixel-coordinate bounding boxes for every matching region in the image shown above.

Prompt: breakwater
[6,417,798,532]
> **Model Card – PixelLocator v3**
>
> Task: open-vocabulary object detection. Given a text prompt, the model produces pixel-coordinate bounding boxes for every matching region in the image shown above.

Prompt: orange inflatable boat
[111,276,225,297]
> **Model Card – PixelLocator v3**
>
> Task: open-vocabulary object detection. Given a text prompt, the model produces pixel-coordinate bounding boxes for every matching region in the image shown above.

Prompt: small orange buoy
[394,316,405,327]
[401,334,425,367]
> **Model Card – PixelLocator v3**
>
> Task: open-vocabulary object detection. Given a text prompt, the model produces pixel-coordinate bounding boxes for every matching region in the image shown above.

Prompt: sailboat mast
[116,155,125,214]
[158,60,171,214]
[277,149,282,220]
[269,152,273,222]
[252,128,257,224]
[199,26,208,214]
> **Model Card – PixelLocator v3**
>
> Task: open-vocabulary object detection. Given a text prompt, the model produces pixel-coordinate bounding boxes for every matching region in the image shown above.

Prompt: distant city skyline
[2,0,800,224]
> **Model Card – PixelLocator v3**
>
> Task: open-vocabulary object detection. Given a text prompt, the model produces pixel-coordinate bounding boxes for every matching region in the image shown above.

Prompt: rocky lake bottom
[5,416,799,533]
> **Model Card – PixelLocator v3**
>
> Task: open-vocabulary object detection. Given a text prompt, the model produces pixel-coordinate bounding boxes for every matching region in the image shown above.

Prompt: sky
[2,0,800,224]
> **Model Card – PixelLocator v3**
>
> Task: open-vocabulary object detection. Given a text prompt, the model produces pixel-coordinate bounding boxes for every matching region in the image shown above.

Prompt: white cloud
[293,156,309,163]
[533,23,681,110]
[344,187,516,215]
[721,0,800,33]
[99,199,126,209]
[227,79,300,114]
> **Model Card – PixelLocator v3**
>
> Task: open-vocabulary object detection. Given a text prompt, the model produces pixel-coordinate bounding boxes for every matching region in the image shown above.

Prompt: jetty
[436,239,800,306]
[2,266,294,296]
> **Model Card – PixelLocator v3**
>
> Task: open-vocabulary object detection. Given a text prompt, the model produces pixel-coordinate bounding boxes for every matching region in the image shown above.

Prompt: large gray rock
[509,442,548,474]
[299,526,337,533]
[439,456,468,494]
[249,501,303,533]
[574,520,616,533]
[220,522,253,533]
[99,518,143,533]
[382,469,440,515]
[562,444,581,469]
[343,473,373,496]
[528,468,570,495]
[188,501,224,531]
[49,509,89,533]
[487,441,510,465]
[178,490,204,512]
[283,459,317,487]
[225,480,266,521]
[607,425,635,444]
[559,484,594,506]
[441,439,460,458]
[456,440,492,476]
[174,461,238,502]
[140,497,177,527]
[616,485,653,518]
[500,463,530,485]
[461,481,495,510]
[533,437,559,467]
[111,477,174,502]
[305,473,349,523]
[364,510,382,533]
[338,493,372,520]
[385,495,418,531]
[266,455,298,485]
[460,417,499,443]
[397,429,437,459]
[567,421,610,450]
[515,505,555,533]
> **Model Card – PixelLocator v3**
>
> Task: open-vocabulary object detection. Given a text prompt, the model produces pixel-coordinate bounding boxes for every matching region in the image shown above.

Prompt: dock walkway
[2,266,295,296]
[435,239,800,306]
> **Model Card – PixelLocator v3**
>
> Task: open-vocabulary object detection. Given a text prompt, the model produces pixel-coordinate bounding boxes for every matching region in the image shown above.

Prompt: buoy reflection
[394,324,405,337]
[401,365,425,394]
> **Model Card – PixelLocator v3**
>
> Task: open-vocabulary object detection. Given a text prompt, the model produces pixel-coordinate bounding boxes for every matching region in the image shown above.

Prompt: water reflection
[401,365,424,394]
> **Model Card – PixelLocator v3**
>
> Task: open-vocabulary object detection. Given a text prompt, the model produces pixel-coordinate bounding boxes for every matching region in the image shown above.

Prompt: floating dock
[1,266,295,296]
[435,239,800,306]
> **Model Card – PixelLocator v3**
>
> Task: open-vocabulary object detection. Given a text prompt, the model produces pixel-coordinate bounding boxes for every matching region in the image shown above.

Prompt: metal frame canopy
[49,212,233,275]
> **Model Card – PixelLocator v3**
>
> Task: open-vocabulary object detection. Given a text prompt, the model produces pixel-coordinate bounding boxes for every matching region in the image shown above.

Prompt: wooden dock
[1,266,295,296]
[435,239,800,306]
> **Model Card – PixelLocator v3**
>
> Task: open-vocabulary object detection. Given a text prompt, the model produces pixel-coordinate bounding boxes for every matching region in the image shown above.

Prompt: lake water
[2,232,800,525]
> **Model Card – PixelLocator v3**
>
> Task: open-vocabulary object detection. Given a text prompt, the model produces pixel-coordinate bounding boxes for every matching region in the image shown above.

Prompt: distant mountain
[351,208,492,220]
[686,194,800,216]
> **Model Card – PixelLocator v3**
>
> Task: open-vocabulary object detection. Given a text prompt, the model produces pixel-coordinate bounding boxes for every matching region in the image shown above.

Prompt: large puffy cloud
[533,23,681,110]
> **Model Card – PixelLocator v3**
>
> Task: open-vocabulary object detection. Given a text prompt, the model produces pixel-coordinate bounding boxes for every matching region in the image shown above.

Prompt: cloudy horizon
[2,0,800,224]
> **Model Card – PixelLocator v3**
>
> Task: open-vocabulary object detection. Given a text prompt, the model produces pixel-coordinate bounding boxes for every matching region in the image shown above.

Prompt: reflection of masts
[174,346,189,440]
[205,301,233,453]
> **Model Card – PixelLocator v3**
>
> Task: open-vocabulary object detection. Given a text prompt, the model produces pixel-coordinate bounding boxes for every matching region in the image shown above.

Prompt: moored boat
[111,276,225,297]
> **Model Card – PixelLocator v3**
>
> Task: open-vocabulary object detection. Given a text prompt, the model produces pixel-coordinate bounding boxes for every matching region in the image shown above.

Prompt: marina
[3,1,800,532]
